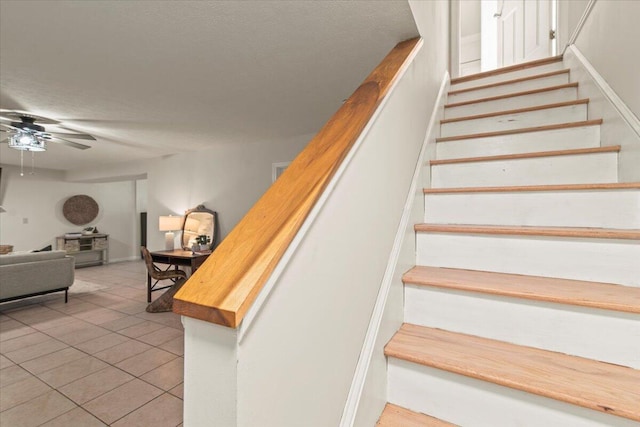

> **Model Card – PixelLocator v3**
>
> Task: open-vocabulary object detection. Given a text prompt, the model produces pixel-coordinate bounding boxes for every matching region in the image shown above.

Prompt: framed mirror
[181,205,218,251]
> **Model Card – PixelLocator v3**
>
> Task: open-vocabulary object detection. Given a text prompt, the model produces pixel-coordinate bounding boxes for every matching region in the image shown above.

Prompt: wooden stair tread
[385,324,640,421]
[449,69,569,96]
[445,83,579,109]
[423,182,640,193]
[430,146,620,166]
[403,266,640,314]
[414,223,640,240]
[436,119,603,143]
[441,99,589,124]
[450,55,563,85]
[377,403,455,427]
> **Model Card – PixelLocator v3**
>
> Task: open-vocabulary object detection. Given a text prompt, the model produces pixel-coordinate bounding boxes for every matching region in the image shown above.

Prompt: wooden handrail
[173,37,422,328]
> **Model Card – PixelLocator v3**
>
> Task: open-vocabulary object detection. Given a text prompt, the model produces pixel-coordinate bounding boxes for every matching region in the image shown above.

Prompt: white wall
[574,1,640,119]
[562,0,640,181]
[145,134,311,251]
[0,164,138,262]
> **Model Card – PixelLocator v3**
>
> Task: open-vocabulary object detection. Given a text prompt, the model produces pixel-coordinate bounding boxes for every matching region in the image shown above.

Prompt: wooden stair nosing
[448,69,570,96]
[377,403,456,427]
[440,99,589,124]
[385,324,640,421]
[435,119,603,143]
[414,223,640,240]
[423,182,640,194]
[450,55,563,85]
[430,145,620,166]
[444,83,579,109]
[402,266,640,314]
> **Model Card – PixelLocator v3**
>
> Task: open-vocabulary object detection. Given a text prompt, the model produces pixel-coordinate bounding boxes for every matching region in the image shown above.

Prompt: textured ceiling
[0,0,418,172]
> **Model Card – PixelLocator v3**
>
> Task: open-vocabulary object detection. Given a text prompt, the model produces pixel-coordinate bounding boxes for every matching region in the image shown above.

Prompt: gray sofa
[0,250,75,303]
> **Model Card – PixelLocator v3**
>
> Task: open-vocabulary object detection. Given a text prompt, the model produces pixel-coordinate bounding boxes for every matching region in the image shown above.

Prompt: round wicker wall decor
[63,195,99,226]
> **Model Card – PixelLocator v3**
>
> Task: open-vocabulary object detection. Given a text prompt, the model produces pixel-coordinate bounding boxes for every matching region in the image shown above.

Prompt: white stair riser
[441,104,587,137]
[450,62,566,91]
[416,233,640,286]
[444,87,577,119]
[388,359,638,427]
[448,73,569,104]
[431,152,618,188]
[424,190,640,228]
[436,125,600,159]
[405,285,640,368]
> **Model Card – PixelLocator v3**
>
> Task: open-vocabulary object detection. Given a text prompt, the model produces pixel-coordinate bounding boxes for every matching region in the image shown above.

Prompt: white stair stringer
[431,151,618,188]
[416,232,640,286]
[404,284,640,368]
[424,188,640,228]
[441,102,587,137]
[449,61,565,92]
[444,85,577,119]
[448,72,569,104]
[387,358,638,427]
[436,123,600,159]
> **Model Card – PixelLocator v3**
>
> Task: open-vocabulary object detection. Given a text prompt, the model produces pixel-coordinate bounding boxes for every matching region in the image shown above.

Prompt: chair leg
[65,288,68,303]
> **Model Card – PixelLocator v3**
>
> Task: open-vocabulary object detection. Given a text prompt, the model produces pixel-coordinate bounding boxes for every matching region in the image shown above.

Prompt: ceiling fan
[0,111,96,151]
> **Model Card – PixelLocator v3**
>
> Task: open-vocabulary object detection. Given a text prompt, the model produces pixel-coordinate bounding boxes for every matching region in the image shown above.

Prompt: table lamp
[159,215,183,251]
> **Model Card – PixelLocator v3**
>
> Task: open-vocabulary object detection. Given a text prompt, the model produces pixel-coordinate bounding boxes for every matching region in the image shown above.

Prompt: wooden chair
[141,246,187,303]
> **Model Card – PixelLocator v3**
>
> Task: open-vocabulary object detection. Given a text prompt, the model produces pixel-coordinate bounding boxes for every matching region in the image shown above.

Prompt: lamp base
[164,231,175,251]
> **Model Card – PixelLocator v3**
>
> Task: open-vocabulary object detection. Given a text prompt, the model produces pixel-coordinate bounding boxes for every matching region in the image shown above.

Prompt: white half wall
[0,164,138,262]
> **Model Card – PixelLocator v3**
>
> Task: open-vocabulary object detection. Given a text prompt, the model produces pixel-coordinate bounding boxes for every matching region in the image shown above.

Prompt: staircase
[376,56,640,426]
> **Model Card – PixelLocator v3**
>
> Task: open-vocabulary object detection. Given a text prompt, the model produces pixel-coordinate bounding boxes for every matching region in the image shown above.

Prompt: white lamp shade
[159,215,183,231]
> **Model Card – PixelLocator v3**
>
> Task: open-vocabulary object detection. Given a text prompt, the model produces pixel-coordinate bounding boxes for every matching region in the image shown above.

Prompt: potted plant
[195,234,211,251]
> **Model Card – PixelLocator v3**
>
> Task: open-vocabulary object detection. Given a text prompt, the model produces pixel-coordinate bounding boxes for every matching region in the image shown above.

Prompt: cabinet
[56,234,109,267]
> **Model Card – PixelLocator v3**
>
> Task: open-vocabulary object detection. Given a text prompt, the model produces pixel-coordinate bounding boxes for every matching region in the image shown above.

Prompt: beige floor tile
[116,347,177,377]
[98,314,146,331]
[110,300,149,315]
[31,313,78,331]
[159,335,185,356]
[54,323,111,346]
[93,339,151,364]
[39,407,106,427]
[136,311,184,329]
[74,332,130,354]
[0,389,76,427]
[82,378,163,425]
[4,338,68,364]
[0,320,37,342]
[42,318,96,338]
[37,356,108,388]
[118,320,165,338]
[137,326,183,346]
[58,366,134,405]
[168,382,184,399]
[140,357,184,391]
[0,354,15,369]
[47,301,101,315]
[0,375,51,411]
[0,365,32,387]
[1,331,50,353]
[7,307,63,328]
[111,393,183,427]
[73,308,128,326]
[20,347,87,375]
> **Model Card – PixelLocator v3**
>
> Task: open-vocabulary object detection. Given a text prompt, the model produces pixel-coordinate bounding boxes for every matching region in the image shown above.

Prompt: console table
[56,234,109,267]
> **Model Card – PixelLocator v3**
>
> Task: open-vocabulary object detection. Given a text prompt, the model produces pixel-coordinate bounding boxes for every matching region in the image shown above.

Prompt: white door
[496,0,552,67]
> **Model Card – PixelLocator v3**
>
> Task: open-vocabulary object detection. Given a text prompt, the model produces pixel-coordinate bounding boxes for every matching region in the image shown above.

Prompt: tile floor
[0,260,184,426]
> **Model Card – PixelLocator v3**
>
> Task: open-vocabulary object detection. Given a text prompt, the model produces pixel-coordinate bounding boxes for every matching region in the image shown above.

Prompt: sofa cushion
[0,250,67,266]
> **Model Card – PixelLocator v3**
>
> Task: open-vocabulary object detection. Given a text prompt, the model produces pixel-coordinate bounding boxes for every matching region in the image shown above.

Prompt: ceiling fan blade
[0,111,59,125]
[0,123,18,132]
[46,131,96,141]
[47,137,91,150]
[0,138,8,144]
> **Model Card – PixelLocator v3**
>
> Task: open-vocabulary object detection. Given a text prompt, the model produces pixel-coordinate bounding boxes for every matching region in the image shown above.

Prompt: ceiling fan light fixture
[8,130,46,152]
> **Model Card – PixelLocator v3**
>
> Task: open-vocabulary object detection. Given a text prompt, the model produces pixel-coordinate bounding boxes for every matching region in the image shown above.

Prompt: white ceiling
[0,1,418,172]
